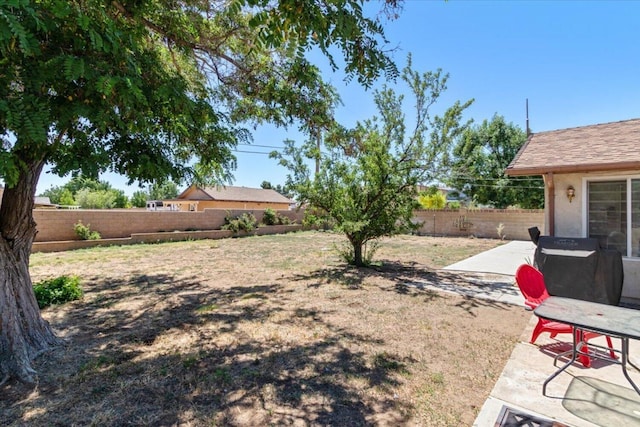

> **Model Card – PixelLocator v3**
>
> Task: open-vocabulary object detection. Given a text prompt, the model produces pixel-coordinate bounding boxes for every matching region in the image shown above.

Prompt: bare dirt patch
[2,231,530,426]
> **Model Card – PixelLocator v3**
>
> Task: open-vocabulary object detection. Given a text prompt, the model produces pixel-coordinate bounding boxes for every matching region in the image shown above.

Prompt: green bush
[262,208,277,225]
[303,208,334,230]
[277,214,292,225]
[222,212,257,233]
[33,275,83,308]
[74,221,101,240]
[262,208,293,226]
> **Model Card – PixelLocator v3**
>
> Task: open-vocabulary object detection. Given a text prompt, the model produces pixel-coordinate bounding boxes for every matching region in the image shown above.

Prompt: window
[587,178,640,257]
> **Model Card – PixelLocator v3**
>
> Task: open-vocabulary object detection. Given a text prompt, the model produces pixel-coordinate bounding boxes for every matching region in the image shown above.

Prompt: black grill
[533,235,624,306]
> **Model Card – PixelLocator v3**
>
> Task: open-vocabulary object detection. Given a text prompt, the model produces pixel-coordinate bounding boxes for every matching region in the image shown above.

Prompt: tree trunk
[352,240,364,267]
[0,159,62,384]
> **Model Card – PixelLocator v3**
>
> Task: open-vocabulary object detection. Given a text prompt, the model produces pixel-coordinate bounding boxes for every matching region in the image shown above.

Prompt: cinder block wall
[33,208,305,242]
[32,207,543,242]
[413,209,544,240]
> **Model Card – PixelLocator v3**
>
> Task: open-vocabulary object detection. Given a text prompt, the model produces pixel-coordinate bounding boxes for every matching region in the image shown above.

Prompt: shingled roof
[179,185,292,204]
[506,118,640,176]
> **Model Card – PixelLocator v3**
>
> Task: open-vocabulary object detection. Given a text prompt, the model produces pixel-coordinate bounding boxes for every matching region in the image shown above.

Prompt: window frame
[582,174,640,258]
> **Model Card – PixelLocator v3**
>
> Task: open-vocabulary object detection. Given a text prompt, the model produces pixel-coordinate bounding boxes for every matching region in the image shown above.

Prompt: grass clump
[33,275,83,308]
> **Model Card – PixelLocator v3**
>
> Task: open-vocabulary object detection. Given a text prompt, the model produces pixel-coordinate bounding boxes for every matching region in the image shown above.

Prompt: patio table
[534,296,640,396]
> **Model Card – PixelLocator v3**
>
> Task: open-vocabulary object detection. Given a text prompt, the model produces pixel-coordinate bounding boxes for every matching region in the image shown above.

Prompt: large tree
[40,176,128,207]
[0,0,401,384]
[274,57,472,266]
[446,115,544,209]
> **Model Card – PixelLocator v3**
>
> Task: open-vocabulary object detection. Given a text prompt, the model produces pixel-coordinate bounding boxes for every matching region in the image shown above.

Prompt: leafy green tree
[40,176,127,207]
[149,180,179,201]
[0,0,402,383]
[74,188,128,209]
[130,190,149,208]
[39,186,66,205]
[447,115,544,209]
[63,176,110,195]
[274,58,472,266]
[58,189,76,206]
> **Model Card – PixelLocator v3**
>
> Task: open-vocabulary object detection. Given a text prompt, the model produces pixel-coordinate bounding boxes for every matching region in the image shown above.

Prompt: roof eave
[506,161,640,176]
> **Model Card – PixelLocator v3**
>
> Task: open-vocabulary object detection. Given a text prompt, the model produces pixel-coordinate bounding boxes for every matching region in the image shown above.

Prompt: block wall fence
[32,208,304,242]
[412,208,544,240]
[31,207,544,247]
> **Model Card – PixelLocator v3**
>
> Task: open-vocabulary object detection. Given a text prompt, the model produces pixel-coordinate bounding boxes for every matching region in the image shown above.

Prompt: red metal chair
[515,264,617,367]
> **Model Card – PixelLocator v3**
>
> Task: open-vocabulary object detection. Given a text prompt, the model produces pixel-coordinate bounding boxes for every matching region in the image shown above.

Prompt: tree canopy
[446,115,544,209]
[274,57,472,266]
[0,0,403,384]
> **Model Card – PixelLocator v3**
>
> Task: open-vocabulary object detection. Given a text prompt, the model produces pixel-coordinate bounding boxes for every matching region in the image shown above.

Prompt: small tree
[274,57,472,266]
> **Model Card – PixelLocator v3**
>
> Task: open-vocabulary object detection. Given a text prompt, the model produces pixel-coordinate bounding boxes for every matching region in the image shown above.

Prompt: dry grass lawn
[1,231,530,426]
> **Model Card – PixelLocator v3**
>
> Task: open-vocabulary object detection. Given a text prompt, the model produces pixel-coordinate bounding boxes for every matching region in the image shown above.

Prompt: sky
[35,0,640,196]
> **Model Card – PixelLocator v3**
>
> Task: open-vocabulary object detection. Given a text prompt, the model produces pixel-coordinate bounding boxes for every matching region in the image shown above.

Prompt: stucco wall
[553,173,583,237]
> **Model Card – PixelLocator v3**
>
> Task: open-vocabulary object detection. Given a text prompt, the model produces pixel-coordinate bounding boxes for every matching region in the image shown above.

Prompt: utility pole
[526,99,531,137]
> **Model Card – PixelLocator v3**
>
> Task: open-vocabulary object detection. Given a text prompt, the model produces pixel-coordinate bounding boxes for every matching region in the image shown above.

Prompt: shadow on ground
[1,272,412,426]
[293,260,518,312]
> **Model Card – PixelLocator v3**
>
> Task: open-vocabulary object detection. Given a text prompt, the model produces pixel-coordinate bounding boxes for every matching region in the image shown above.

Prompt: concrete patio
[474,316,640,426]
[437,240,640,426]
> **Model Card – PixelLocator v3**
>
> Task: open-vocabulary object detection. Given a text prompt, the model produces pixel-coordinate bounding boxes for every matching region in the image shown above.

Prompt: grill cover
[534,236,623,305]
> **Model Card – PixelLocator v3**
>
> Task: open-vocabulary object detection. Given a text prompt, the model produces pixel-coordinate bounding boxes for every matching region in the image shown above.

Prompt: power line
[237,143,285,149]
[232,149,274,155]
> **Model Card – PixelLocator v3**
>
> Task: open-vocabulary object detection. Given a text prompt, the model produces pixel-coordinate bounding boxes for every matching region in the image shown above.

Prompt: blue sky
[36,0,640,196]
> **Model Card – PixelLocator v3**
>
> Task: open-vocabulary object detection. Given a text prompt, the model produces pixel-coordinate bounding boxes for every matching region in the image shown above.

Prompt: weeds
[33,275,83,308]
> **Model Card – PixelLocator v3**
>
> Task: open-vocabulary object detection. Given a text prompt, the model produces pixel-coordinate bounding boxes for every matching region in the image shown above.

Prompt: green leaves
[277,57,471,266]
[1,0,401,192]
[447,115,544,209]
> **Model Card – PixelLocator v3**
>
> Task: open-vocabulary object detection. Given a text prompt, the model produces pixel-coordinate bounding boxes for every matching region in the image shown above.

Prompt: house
[506,118,640,299]
[165,185,293,212]
[34,196,57,209]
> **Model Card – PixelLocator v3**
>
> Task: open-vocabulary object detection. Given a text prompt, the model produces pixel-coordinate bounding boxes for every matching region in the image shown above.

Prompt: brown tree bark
[0,159,62,384]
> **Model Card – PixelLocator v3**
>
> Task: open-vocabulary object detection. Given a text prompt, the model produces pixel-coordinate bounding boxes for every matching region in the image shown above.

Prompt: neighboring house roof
[506,118,640,176]
[34,196,57,207]
[0,188,57,208]
[177,185,293,204]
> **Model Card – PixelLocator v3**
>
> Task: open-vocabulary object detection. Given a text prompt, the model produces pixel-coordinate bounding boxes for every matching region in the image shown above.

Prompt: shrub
[303,208,334,230]
[222,212,257,233]
[33,275,83,308]
[277,214,292,225]
[446,201,461,209]
[262,208,277,226]
[263,208,293,226]
[74,221,101,240]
